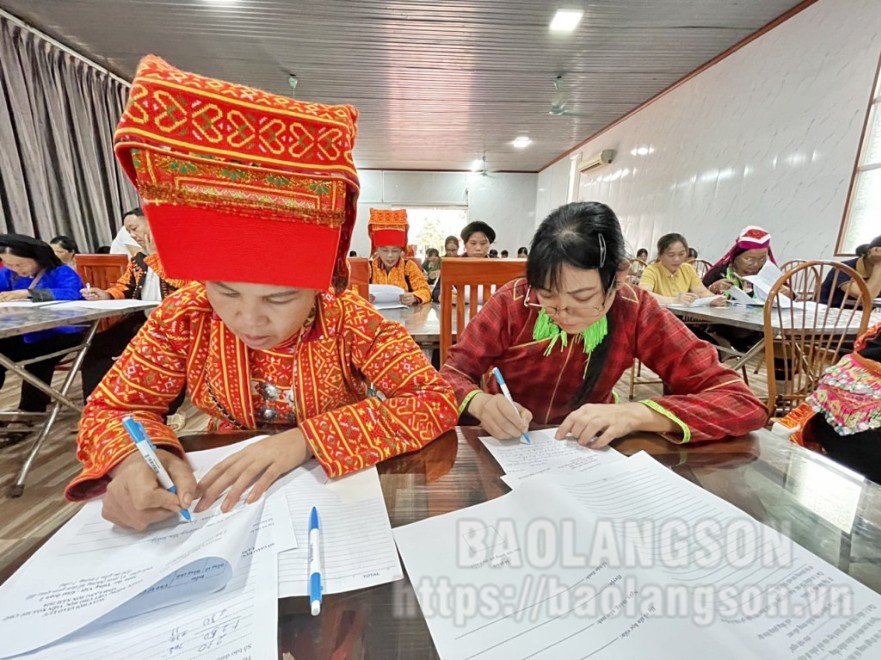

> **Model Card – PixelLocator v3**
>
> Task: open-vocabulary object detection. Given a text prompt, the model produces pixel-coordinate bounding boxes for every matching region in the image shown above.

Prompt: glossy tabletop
[379,302,454,343]
[176,426,881,659]
[667,302,881,333]
[0,301,156,339]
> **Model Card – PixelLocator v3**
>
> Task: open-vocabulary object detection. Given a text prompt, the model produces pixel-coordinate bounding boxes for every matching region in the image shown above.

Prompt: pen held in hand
[491,367,531,444]
[121,416,192,522]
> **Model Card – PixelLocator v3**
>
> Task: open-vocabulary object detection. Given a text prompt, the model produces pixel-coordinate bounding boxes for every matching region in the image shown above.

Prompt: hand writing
[468,392,532,440]
[104,449,196,531]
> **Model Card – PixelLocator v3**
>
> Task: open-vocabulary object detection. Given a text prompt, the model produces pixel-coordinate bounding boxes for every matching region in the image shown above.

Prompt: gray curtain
[0,14,138,251]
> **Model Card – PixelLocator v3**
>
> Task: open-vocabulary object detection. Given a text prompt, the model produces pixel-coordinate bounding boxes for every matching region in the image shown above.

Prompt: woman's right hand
[709,280,732,295]
[468,392,532,440]
[81,287,112,300]
[102,449,196,530]
[676,292,698,305]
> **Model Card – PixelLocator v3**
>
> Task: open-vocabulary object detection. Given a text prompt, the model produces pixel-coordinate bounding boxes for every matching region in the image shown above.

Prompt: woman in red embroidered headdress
[66,57,457,530]
[367,209,432,305]
[440,202,767,446]
[702,225,777,297]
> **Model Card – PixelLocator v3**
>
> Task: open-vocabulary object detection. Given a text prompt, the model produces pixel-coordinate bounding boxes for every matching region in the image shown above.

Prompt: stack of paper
[369,284,407,310]
[0,438,402,659]
[729,261,792,307]
[394,450,881,659]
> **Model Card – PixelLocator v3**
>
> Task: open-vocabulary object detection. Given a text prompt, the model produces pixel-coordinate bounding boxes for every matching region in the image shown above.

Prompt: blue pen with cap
[121,416,192,522]
[492,367,531,445]
[308,506,323,615]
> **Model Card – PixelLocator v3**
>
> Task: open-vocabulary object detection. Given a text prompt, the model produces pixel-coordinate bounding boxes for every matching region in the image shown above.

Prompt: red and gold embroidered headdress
[367,209,408,251]
[114,55,360,290]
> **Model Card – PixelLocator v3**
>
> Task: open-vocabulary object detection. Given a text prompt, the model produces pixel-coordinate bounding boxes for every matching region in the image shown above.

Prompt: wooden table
[667,303,881,370]
[379,302,455,346]
[0,301,156,496]
[171,426,881,658]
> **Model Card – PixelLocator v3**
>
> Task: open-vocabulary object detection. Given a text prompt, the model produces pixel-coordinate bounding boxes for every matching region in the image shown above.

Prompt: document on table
[668,295,726,308]
[0,436,292,658]
[18,494,281,660]
[0,301,61,308]
[479,427,625,487]
[277,463,403,598]
[742,261,792,308]
[58,299,157,311]
[394,452,881,659]
[369,284,407,309]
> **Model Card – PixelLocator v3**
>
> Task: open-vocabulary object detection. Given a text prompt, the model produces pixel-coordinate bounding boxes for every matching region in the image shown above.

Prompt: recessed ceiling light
[512,136,532,149]
[549,9,583,34]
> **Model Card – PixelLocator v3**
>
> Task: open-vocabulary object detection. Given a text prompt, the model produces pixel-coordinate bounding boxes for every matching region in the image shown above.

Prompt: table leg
[8,320,100,498]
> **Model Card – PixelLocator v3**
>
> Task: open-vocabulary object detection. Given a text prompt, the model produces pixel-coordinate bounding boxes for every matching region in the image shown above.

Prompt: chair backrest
[347,257,369,299]
[780,259,822,299]
[691,259,713,279]
[439,258,526,363]
[763,260,872,417]
[75,254,129,290]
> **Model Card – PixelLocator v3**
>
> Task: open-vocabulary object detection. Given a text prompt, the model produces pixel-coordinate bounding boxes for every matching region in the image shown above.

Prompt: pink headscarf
[710,225,776,272]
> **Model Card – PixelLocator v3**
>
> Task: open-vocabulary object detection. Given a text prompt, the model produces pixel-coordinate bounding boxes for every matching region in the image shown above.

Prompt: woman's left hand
[400,292,417,305]
[556,403,637,448]
[195,429,313,513]
[0,290,30,302]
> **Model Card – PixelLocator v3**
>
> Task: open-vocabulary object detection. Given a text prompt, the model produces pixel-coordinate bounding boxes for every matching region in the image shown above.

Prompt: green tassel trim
[532,311,608,357]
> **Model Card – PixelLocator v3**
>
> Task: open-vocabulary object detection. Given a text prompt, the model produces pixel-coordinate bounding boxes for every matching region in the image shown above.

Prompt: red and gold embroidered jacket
[441,279,767,443]
[369,257,432,303]
[106,252,189,300]
[66,283,457,500]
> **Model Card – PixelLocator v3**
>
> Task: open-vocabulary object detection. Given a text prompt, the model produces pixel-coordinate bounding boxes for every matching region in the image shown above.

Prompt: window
[404,207,469,258]
[838,56,881,254]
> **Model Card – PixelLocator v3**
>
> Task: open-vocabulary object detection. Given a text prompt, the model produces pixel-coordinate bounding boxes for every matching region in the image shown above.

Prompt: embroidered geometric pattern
[66,284,458,500]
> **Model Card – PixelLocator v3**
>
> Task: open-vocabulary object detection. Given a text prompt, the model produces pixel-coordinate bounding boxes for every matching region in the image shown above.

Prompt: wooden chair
[763,260,871,418]
[75,254,130,333]
[691,259,713,279]
[347,257,369,300]
[438,258,525,363]
[75,254,129,290]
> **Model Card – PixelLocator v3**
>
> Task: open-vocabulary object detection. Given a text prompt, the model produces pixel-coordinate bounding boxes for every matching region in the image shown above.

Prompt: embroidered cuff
[640,400,691,444]
[459,389,483,416]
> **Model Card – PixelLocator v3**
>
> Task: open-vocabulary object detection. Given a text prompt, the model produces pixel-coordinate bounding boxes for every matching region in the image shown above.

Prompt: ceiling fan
[470,151,496,177]
[548,75,591,118]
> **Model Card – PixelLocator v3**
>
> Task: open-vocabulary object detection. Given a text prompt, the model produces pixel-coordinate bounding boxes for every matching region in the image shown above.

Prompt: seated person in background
[95,245,111,254]
[0,234,85,412]
[517,246,528,258]
[819,235,881,306]
[500,249,509,258]
[686,247,698,263]
[348,250,357,257]
[423,247,441,285]
[50,235,79,270]
[367,209,431,305]
[109,208,146,258]
[627,247,649,284]
[702,225,777,298]
[780,320,881,483]
[440,202,767,445]
[444,235,460,257]
[489,249,499,258]
[66,56,457,530]
[639,233,724,306]
[79,216,189,399]
[431,220,498,302]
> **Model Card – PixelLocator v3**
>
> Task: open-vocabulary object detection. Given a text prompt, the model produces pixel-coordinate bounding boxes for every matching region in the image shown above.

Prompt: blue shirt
[0,265,85,342]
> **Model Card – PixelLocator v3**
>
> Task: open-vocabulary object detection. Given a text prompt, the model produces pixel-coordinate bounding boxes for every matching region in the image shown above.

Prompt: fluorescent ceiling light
[512,136,532,149]
[549,9,583,33]
[470,159,483,172]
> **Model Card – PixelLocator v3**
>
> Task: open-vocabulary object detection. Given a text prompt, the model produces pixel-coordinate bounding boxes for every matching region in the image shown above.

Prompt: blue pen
[308,506,323,616]
[491,367,531,444]
[121,416,192,522]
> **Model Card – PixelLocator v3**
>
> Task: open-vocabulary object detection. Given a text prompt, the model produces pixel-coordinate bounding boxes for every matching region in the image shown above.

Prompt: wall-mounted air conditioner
[578,149,616,173]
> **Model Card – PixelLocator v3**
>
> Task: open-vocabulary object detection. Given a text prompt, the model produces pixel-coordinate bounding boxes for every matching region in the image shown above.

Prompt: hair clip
[597,233,607,268]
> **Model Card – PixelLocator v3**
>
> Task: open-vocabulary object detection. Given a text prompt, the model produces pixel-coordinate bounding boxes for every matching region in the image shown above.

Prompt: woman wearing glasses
[440,202,766,446]
[702,226,775,296]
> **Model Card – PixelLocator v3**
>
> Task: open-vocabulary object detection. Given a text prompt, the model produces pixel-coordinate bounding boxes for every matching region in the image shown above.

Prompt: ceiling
[1,0,807,171]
